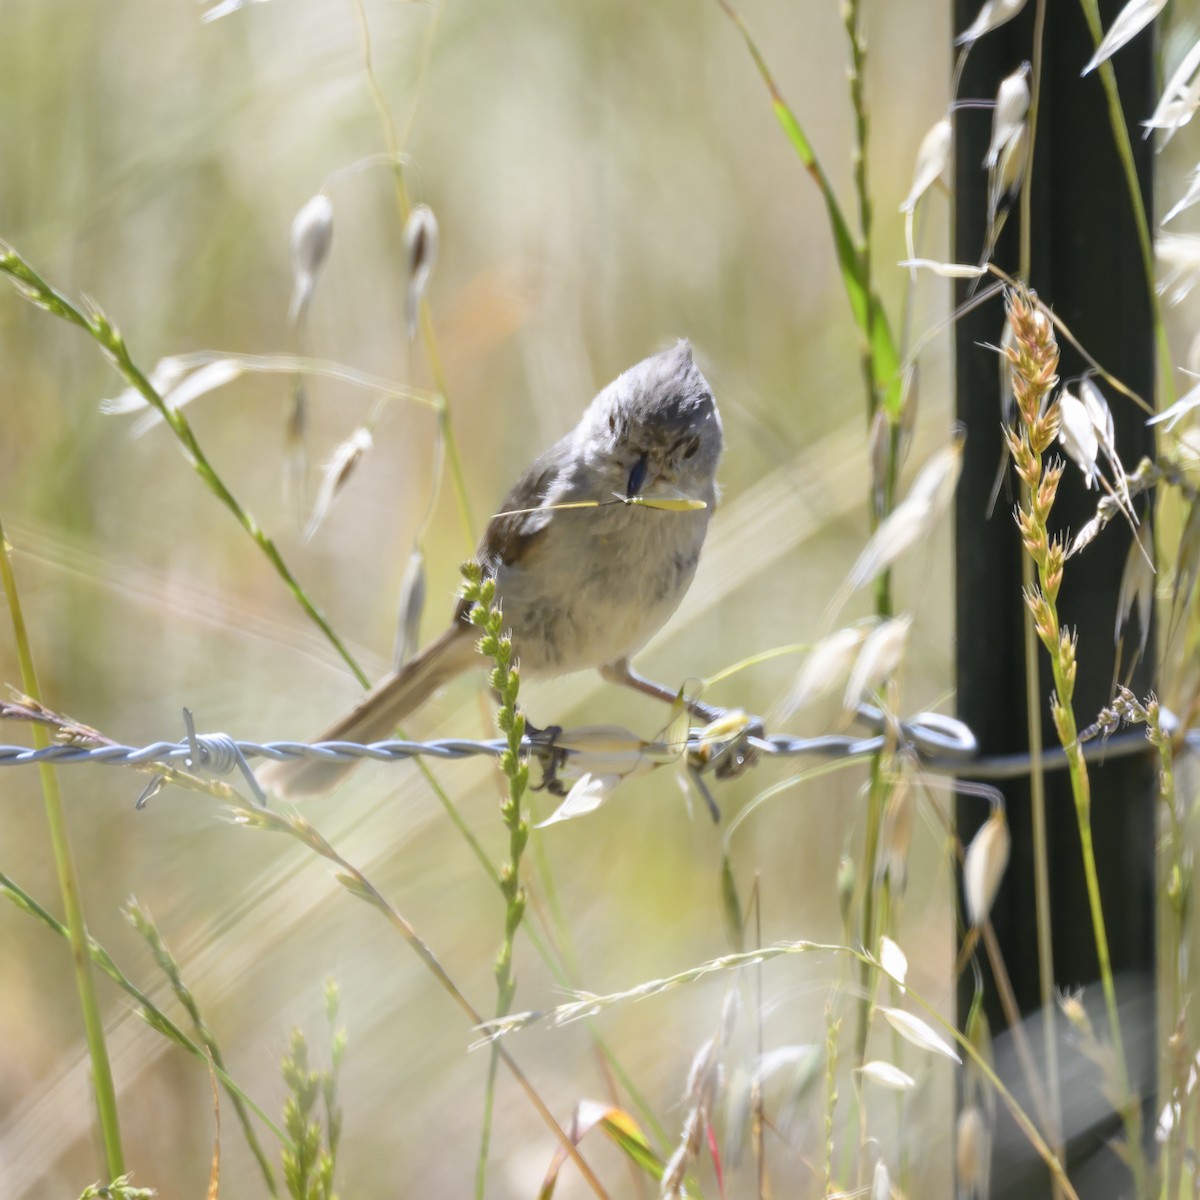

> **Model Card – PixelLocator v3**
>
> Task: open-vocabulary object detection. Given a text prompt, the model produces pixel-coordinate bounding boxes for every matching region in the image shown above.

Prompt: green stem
[1020,543,1062,1152]
[1022,457,1147,1198]
[0,515,125,1181]
[854,755,887,1062]
[0,870,289,1150]
[0,248,368,688]
[1156,716,1183,1198]
[461,566,532,1197]
[843,0,877,418]
[237,804,608,1197]
[1064,742,1148,1194]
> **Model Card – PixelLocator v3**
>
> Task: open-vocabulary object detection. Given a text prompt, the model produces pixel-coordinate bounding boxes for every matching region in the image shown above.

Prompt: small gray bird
[262,340,723,796]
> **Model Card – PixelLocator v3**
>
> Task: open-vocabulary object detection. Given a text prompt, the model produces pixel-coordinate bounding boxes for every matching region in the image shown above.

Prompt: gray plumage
[261,340,722,796]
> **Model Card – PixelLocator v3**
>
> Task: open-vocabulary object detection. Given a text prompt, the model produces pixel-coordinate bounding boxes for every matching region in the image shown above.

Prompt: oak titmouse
[262,339,723,796]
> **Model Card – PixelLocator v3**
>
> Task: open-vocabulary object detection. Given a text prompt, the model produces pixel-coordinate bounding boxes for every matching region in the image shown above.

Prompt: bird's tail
[258,624,477,798]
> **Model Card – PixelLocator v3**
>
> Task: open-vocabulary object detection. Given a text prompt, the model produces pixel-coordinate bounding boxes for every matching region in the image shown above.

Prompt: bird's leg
[600,658,764,781]
[599,658,723,724]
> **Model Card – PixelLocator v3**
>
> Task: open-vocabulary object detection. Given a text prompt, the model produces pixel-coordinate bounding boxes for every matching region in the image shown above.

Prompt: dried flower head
[1058,389,1101,488]
[901,115,952,265]
[879,935,908,991]
[1157,233,1200,305]
[873,1158,891,1200]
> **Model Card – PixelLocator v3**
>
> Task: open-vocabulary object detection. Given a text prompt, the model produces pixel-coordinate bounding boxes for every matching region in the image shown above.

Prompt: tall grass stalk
[0,243,512,937]
[230,801,608,1197]
[1003,287,1148,1196]
[0,247,369,689]
[459,564,533,1198]
[348,0,475,548]
[1013,0,1064,1163]
[127,899,278,1195]
[485,937,1081,1200]
[0,870,289,1146]
[0,514,125,1181]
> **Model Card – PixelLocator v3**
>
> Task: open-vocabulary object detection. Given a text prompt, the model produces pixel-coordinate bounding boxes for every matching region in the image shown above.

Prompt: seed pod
[393,547,427,669]
[963,808,1011,928]
[985,64,1030,169]
[304,427,372,542]
[1057,389,1100,488]
[289,193,334,326]
[781,623,874,718]
[404,204,439,338]
[956,0,1027,47]
[843,615,913,712]
[1115,522,1154,662]
[956,1104,991,1199]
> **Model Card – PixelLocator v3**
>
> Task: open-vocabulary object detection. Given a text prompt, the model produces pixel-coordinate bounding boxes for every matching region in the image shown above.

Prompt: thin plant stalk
[0,247,368,689]
[1154,704,1184,1193]
[843,0,881,425]
[1013,0,1064,1162]
[0,245,652,1186]
[838,0,902,1072]
[0,514,125,1181]
[231,802,609,1198]
[127,900,278,1195]
[1003,288,1148,1197]
[487,938,1081,1200]
[0,870,289,1148]
[459,564,533,1198]
[348,0,475,547]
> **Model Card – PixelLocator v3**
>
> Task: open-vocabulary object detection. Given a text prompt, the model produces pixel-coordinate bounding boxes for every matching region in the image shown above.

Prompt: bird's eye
[682,436,701,460]
[626,454,648,497]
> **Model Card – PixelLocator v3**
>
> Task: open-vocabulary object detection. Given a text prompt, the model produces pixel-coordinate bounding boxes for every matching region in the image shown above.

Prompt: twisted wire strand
[0,705,1186,795]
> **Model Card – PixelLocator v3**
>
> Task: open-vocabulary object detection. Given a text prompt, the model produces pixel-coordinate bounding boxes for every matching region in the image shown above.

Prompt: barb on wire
[0,695,1183,810]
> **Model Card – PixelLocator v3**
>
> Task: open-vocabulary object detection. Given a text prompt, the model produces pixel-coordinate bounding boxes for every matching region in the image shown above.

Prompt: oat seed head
[843,614,912,712]
[403,204,439,340]
[985,63,1031,169]
[289,192,334,326]
[304,426,373,542]
[1144,36,1200,143]
[963,808,1011,928]
[956,0,1028,46]
[1082,0,1168,77]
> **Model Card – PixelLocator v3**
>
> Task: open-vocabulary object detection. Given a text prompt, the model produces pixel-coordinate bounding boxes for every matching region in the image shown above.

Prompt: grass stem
[0,514,126,1182]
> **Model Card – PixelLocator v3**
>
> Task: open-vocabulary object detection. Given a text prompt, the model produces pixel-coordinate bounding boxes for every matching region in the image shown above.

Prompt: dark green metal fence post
[953,2,1158,1195]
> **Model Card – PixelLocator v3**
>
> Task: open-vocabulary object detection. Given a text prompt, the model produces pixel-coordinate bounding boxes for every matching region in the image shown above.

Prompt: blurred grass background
[0,1,956,1195]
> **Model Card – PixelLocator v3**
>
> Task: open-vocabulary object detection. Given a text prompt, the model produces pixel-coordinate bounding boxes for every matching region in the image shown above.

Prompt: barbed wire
[1,699,1186,816]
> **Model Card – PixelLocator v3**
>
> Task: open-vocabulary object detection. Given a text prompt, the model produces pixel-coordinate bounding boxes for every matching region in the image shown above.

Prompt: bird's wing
[453,437,572,620]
